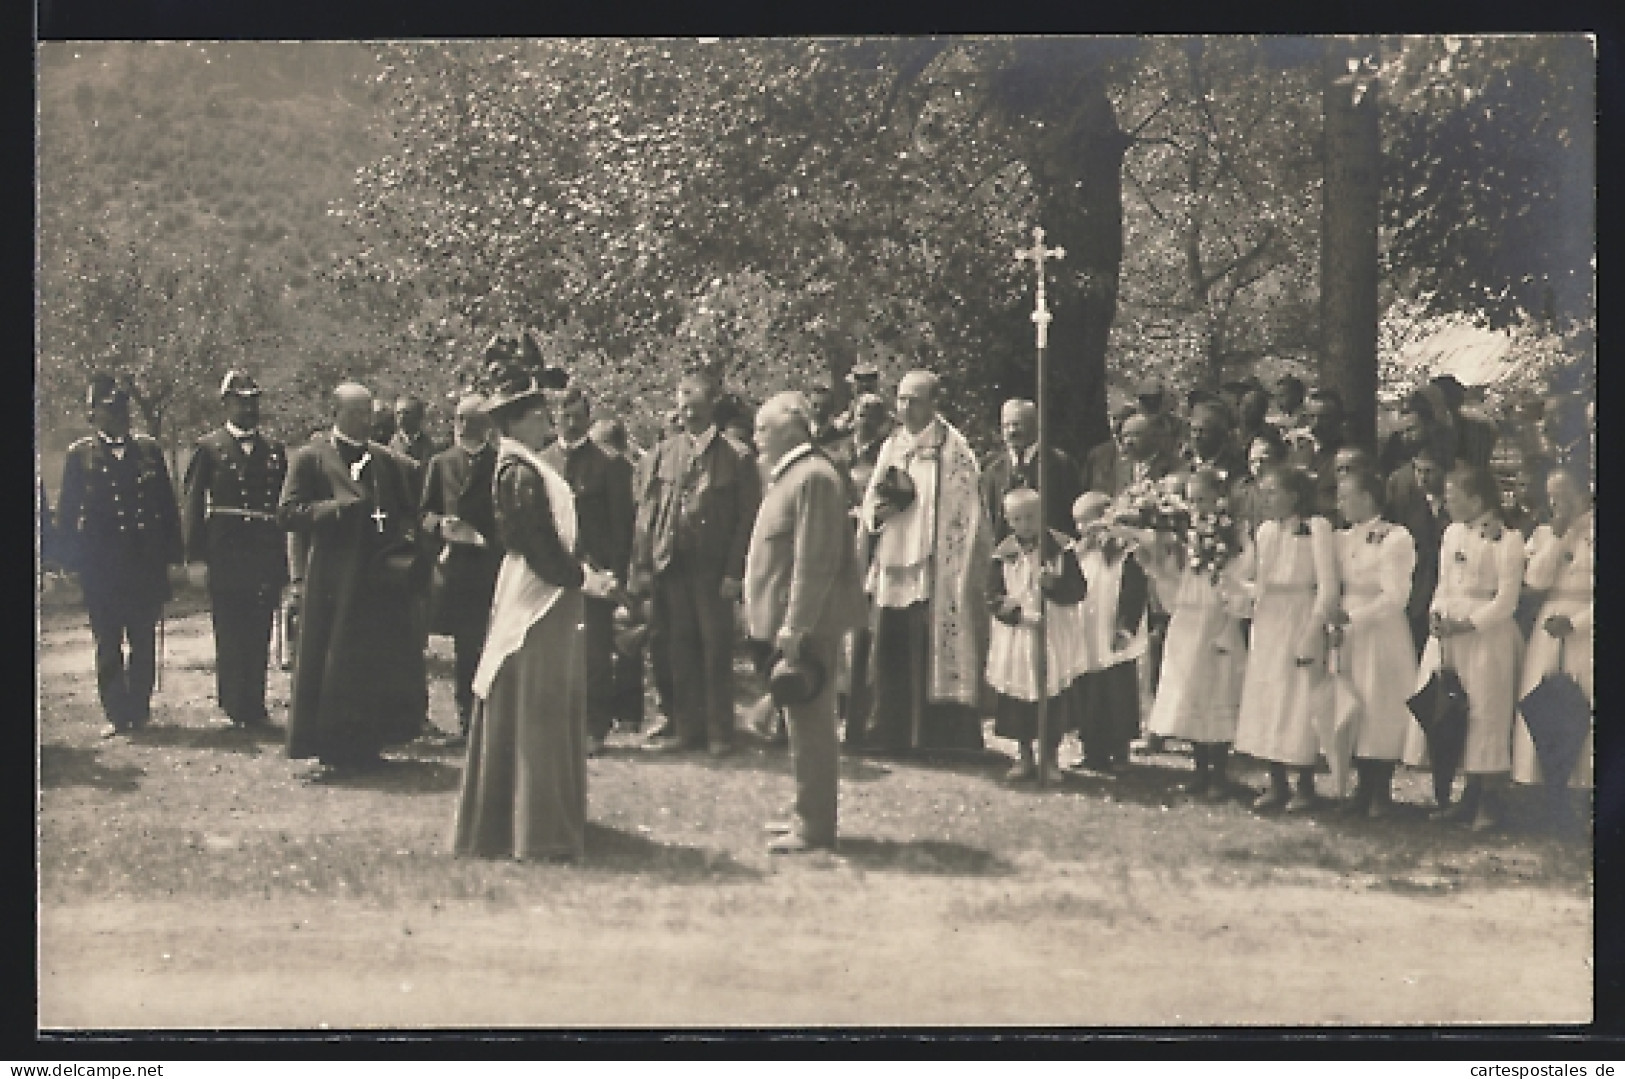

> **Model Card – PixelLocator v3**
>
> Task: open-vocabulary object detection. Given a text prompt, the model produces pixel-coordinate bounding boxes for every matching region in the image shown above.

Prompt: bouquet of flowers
[1108,478,1191,535]
[1186,501,1243,586]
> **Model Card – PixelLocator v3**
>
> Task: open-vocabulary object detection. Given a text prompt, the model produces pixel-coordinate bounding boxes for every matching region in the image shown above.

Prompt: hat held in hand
[769,650,826,708]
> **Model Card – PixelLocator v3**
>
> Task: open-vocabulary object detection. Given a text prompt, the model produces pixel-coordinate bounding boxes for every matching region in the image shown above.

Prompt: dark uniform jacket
[632,425,761,589]
[543,435,635,580]
[56,433,184,610]
[420,441,503,635]
[981,445,1082,542]
[182,426,289,592]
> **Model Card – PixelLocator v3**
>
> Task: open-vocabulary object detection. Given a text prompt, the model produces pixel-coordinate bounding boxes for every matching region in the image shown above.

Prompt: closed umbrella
[1518,637,1591,786]
[1314,639,1360,799]
[1407,640,1470,797]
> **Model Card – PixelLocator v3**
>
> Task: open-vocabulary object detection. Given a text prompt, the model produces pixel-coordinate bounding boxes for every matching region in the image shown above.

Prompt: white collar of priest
[226,422,257,441]
[771,441,814,482]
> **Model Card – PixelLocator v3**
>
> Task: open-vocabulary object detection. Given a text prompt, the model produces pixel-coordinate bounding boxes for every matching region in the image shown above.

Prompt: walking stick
[1016,226,1065,787]
[156,610,165,693]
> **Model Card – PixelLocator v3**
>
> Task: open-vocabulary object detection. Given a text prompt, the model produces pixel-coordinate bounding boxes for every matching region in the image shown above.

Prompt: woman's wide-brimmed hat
[478,331,568,417]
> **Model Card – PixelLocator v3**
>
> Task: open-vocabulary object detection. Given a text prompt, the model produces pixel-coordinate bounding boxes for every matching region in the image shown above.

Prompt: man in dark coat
[1386,444,1449,660]
[56,375,185,735]
[1430,375,1499,470]
[981,397,1081,542]
[824,391,890,748]
[630,369,761,754]
[1101,411,1182,496]
[390,395,438,470]
[420,393,502,739]
[1180,400,1249,492]
[542,387,635,752]
[278,382,429,773]
[1288,387,1349,518]
[181,371,289,728]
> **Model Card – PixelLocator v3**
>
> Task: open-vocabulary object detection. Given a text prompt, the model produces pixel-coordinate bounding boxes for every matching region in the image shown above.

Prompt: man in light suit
[746,391,869,854]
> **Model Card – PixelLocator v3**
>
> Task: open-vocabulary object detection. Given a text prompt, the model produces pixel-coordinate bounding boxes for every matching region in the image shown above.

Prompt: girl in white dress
[986,489,1088,784]
[1146,469,1246,800]
[1511,467,1592,818]
[1404,465,1526,831]
[1328,469,1419,818]
[1234,465,1340,812]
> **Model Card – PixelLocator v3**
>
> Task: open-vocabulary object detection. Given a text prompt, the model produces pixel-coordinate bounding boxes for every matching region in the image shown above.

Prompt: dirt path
[40,873,1589,1027]
[37,604,1594,1028]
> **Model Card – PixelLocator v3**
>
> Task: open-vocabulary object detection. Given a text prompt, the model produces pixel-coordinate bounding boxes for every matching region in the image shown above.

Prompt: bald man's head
[754,391,814,467]
[1000,398,1037,453]
[1120,412,1154,461]
[333,383,373,442]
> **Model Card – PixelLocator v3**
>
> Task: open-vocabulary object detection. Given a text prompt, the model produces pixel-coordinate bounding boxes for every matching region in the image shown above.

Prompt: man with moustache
[182,371,289,729]
[747,392,869,852]
[421,393,503,741]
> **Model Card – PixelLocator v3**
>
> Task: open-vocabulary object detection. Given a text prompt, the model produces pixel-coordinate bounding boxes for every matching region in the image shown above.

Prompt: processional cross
[1013,225,1065,786]
[371,505,388,533]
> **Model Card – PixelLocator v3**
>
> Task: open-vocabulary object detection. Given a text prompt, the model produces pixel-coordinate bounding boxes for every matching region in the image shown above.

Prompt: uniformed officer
[182,371,290,728]
[56,375,185,736]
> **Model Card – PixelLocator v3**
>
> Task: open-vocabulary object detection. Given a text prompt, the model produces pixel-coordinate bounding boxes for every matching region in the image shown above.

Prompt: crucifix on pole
[1014,224,1065,787]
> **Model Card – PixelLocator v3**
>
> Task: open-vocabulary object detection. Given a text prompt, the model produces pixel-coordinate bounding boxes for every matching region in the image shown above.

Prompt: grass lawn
[37,585,1593,1028]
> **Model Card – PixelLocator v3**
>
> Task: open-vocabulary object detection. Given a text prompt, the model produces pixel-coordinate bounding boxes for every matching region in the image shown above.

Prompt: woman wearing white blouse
[1234,465,1340,812]
[1328,470,1419,817]
[1511,467,1593,821]
[1405,465,1526,832]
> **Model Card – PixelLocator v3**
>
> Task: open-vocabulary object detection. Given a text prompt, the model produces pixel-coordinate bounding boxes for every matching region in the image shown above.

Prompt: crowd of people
[40,342,1594,861]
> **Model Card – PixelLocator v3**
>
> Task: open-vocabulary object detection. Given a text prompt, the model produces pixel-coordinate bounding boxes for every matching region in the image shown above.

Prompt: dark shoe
[1285,791,1316,814]
[1470,807,1501,833]
[1252,787,1289,812]
[1201,781,1230,803]
[707,742,735,758]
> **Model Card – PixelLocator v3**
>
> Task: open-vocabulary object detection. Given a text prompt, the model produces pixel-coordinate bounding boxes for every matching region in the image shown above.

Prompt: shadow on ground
[305,757,463,794]
[836,836,1014,876]
[582,822,763,881]
[126,722,285,755]
[40,745,144,793]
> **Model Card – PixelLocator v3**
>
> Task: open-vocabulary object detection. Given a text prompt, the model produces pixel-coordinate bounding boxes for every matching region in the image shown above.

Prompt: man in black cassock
[278,382,428,773]
[182,371,289,728]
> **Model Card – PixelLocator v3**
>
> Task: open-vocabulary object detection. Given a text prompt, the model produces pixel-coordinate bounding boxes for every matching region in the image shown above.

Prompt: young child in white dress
[1402,464,1526,831]
[1328,469,1419,817]
[1145,469,1246,800]
[1234,464,1340,812]
[986,489,1088,784]
[1068,492,1151,774]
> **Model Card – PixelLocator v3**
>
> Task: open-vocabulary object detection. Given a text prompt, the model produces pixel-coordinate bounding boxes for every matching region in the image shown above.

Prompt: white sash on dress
[472,437,578,700]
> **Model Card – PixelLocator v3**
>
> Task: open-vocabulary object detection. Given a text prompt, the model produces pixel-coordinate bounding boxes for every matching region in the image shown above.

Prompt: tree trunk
[1008,58,1128,461]
[1320,36,1381,449]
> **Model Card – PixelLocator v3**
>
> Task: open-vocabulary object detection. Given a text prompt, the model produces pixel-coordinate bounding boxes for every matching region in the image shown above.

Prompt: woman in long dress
[452,344,614,862]
[1146,469,1247,800]
[1511,467,1592,817]
[1403,464,1525,831]
[1328,469,1419,818]
[1234,464,1340,812]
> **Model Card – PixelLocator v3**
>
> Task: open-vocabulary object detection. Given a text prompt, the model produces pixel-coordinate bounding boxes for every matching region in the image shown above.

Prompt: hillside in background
[37,42,427,452]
